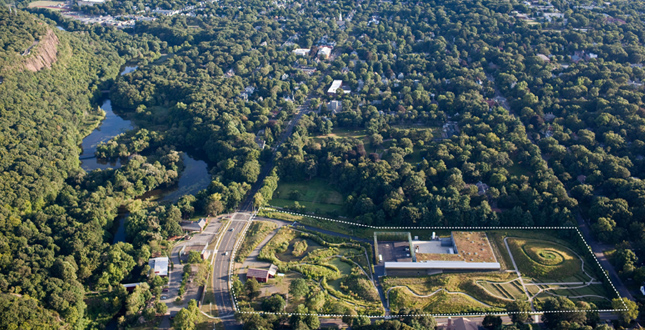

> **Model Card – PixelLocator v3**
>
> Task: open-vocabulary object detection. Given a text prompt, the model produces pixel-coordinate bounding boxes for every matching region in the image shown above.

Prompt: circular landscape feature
[523,242,566,266]
[507,238,584,280]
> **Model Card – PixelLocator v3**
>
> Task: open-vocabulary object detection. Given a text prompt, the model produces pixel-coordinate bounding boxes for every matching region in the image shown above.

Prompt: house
[293,48,310,56]
[181,218,208,232]
[317,46,332,59]
[475,181,489,195]
[537,54,551,62]
[246,264,278,283]
[122,283,144,292]
[382,232,500,275]
[180,244,211,261]
[328,100,342,113]
[586,53,598,60]
[149,257,169,277]
[327,80,343,95]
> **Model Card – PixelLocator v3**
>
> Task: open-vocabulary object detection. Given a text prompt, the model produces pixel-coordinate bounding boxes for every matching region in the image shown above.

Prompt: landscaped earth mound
[507,238,582,280]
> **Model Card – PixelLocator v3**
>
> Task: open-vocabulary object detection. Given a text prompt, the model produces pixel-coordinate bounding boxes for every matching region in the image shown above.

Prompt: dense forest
[2,0,645,328]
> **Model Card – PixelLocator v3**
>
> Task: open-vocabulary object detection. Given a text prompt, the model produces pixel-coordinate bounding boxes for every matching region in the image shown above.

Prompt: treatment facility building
[375,231,501,276]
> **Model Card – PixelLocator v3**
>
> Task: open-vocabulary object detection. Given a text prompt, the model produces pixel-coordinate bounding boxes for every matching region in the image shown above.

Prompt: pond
[147,153,211,203]
[78,100,133,171]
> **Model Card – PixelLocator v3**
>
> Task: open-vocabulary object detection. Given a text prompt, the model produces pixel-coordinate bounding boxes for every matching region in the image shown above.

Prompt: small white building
[327,80,343,95]
[293,48,311,56]
[149,257,169,277]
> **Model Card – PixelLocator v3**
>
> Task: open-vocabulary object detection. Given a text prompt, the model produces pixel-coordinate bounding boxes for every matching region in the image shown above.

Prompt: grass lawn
[195,312,223,330]
[507,238,587,281]
[258,209,373,239]
[275,238,323,263]
[316,127,369,140]
[271,178,345,215]
[201,271,218,317]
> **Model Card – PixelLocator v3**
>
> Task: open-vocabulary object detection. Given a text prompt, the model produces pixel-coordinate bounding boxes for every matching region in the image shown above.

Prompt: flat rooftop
[378,241,412,263]
[415,232,497,263]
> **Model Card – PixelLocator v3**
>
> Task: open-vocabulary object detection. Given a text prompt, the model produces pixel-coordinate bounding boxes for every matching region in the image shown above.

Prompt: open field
[258,208,373,238]
[270,178,345,215]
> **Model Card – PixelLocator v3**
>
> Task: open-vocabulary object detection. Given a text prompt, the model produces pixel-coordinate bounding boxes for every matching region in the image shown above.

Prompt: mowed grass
[270,178,345,214]
[507,238,585,281]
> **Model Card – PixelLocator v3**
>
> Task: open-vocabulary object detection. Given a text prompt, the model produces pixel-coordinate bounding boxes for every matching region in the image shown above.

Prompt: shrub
[292,240,308,257]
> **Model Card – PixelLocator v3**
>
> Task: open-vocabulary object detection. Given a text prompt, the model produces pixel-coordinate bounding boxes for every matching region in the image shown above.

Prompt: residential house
[149,257,169,277]
[317,46,332,59]
[293,48,310,56]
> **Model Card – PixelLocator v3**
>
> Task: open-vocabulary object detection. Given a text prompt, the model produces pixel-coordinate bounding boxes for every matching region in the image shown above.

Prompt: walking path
[385,286,494,309]
[503,237,532,301]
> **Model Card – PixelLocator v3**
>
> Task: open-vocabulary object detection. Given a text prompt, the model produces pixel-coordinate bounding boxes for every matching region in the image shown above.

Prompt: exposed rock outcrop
[23,29,59,72]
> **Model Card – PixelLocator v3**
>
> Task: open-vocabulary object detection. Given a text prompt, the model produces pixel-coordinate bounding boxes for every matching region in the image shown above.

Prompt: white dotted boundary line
[574,228,628,310]
[231,207,629,317]
[233,308,626,318]
[259,207,578,230]
[230,210,257,316]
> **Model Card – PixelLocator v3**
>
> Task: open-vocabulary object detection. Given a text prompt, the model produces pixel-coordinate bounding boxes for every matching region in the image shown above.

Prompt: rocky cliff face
[23,29,59,72]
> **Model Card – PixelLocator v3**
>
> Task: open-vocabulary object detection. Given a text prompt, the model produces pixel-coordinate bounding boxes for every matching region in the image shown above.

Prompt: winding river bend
[79,66,211,243]
[78,99,132,171]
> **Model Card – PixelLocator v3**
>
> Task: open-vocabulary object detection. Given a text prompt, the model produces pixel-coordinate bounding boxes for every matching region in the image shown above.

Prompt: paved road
[212,213,250,330]
[211,95,316,329]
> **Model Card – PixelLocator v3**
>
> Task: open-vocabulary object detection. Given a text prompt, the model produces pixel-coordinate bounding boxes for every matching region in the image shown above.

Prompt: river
[81,67,212,244]
[78,100,132,171]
